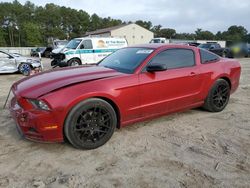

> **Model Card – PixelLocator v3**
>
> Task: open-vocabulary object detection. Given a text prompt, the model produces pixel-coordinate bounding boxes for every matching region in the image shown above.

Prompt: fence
[0,47,35,56]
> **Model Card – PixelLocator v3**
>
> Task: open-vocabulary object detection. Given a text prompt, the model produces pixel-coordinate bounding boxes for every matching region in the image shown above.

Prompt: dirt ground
[0,58,249,188]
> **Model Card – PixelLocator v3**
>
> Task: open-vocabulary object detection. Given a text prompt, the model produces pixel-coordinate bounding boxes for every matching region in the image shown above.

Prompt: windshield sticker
[136,50,153,54]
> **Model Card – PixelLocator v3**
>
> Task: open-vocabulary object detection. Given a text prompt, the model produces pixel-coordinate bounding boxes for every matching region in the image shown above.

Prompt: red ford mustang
[9,44,241,149]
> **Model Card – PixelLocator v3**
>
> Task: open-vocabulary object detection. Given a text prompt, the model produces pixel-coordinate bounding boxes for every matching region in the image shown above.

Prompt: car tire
[44,51,50,58]
[64,98,117,149]
[18,63,31,76]
[68,58,81,66]
[203,79,230,112]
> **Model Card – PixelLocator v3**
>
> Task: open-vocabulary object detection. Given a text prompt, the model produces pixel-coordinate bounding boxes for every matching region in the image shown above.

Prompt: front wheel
[203,79,230,112]
[19,63,31,76]
[68,58,81,66]
[64,98,117,149]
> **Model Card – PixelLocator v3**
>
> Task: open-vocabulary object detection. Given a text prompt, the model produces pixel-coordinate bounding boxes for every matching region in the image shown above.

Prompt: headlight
[29,99,50,111]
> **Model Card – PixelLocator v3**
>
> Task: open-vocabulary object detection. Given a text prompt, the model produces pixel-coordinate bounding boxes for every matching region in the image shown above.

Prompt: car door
[139,48,202,117]
[0,51,17,72]
[78,39,95,64]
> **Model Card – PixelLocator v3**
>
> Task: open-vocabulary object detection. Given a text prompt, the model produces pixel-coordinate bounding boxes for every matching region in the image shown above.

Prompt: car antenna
[3,88,11,109]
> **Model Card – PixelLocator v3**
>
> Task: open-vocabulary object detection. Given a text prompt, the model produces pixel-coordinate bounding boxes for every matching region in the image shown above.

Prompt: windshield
[150,39,161,43]
[65,39,82,49]
[198,44,211,49]
[55,41,68,46]
[98,47,154,74]
[37,47,46,52]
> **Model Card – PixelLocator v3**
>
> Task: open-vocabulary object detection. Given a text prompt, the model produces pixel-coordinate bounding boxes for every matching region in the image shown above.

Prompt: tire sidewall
[205,79,230,112]
[64,98,117,149]
[68,58,81,66]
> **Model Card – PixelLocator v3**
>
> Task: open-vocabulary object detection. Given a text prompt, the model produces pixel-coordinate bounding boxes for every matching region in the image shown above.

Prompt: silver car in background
[0,51,42,76]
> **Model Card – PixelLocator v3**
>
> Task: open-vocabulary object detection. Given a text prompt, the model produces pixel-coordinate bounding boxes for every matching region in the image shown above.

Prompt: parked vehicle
[226,43,250,58]
[9,44,241,149]
[30,47,53,58]
[52,39,68,49]
[150,38,167,43]
[198,43,226,57]
[51,40,68,55]
[51,37,128,67]
[0,50,41,76]
[187,42,200,47]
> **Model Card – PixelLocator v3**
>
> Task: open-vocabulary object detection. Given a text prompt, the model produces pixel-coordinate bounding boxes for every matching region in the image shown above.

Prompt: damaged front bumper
[8,91,63,143]
[51,53,67,67]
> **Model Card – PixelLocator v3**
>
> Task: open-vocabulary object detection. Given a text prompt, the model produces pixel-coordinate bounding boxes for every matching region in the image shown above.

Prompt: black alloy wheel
[203,79,230,112]
[64,98,117,149]
[212,83,230,109]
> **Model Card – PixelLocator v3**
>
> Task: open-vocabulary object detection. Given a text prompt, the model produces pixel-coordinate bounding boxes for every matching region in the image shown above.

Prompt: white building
[84,23,154,45]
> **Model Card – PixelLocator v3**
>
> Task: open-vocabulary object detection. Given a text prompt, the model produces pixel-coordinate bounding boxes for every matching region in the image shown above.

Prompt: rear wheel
[68,58,81,66]
[64,98,117,149]
[203,79,230,112]
[19,63,31,76]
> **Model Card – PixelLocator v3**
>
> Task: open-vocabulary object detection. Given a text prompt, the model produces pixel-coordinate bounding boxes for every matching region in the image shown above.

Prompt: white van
[52,37,128,67]
[150,38,168,44]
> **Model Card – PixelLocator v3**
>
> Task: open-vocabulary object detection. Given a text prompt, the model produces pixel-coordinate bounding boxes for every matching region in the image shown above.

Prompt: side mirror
[146,64,167,72]
[80,44,85,49]
[209,46,215,50]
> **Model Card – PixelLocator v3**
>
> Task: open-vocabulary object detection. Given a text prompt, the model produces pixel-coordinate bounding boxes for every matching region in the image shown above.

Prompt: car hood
[52,47,63,54]
[15,56,40,64]
[12,66,123,98]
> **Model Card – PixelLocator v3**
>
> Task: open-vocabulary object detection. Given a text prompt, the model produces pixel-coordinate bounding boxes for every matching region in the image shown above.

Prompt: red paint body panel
[9,44,241,142]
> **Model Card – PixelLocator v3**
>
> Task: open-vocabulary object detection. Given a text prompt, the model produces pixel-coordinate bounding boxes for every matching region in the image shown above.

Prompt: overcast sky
[4,0,250,33]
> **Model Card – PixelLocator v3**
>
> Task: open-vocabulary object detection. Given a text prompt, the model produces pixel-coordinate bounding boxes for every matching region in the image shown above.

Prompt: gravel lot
[0,58,249,188]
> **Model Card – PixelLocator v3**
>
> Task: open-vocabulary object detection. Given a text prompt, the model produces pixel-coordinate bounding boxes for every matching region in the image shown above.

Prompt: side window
[149,49,195,69]
[200,49,219,64]
[80,40,93,49]
[210,44,215,49]
[215,44,220,49]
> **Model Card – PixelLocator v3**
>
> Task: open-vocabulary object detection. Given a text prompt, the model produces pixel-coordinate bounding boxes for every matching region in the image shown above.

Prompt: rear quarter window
[200,49,220,64]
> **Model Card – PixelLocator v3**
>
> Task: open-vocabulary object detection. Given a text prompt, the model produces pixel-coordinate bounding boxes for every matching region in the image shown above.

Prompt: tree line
[0,1,249,47]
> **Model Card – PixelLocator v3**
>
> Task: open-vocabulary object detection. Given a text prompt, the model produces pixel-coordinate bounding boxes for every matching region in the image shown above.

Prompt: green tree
[135,20,152,30]
[0,28,6,46]
[89,14,103,31]
[195,28,214,40]
[22,22,42,46]
[175,33,196,40]
[151,25,162,37]
[224,25,248,42]
[160,28,176,39]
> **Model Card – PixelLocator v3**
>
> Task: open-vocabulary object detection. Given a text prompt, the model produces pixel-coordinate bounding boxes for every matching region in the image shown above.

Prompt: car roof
[129,43,197,50]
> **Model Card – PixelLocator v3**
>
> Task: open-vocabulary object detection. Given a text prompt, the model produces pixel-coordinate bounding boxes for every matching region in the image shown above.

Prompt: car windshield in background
[65,39,82,49]
[150,39,161,43]
[98,47,154,74]
[198,44,211,49]
[55,41,68,46]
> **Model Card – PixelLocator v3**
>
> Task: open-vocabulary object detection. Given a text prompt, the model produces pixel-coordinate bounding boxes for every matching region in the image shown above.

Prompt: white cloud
[3,0,250,33]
